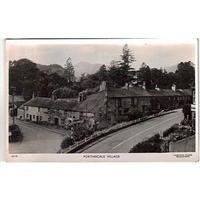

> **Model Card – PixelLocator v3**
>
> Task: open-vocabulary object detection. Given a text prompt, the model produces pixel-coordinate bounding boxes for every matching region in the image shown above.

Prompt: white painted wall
[17,108,25,120]
[24,106,49,122]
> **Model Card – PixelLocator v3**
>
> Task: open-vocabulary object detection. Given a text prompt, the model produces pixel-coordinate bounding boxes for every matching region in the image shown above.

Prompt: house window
[33,115,35,119]
[26,114,29,118]
[124,108,129,114]
[40,116,42,121]
[131,98,134,106]
[48,117,51,121]
[26,106,29,111]
[38,107,40,112]
[118,98,122,107]
[61,119,65,125]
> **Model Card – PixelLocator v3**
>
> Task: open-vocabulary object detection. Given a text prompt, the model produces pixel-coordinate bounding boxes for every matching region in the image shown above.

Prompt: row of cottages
[75,81,192,125]
[17,96,79,126]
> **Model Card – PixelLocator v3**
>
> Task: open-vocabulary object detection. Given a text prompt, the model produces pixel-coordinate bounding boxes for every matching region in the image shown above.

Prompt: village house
[19,95,79,127]
[76,81,192,125]
[9,95,25,117]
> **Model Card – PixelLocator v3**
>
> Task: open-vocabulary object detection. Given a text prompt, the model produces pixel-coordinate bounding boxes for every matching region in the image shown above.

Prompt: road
[82,109,184,153]
[9,119,68,154]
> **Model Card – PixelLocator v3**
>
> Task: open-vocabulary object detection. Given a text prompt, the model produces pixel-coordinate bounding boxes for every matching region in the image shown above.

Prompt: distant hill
[164,64,178,72]
[37,62,103,77]
[74,62,102,77]
[37,64,65,76]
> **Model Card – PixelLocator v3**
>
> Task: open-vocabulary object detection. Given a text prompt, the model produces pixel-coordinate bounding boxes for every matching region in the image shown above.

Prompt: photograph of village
[7,39,196,154]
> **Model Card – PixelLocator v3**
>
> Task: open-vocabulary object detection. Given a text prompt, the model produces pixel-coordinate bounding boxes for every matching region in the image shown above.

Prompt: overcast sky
[6,39,196,76]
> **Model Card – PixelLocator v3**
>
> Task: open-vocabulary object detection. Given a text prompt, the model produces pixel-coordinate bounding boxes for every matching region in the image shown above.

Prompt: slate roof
[53,99,78,110]
[75,87,192,114]
[148,89,181,97]
[75,91,106,113]
[107,87,192,98]
[24,97,78,111]
[107,87,151,98]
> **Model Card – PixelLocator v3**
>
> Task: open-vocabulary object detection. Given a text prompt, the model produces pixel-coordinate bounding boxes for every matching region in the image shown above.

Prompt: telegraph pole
[11,86,16,125]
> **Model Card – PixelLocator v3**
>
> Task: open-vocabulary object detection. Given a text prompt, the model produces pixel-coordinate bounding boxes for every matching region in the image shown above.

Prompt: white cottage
[22,96,79,126]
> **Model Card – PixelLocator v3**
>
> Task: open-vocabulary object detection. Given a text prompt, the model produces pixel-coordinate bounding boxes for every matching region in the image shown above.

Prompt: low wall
[58,110,176,153]
[169,135,195,152]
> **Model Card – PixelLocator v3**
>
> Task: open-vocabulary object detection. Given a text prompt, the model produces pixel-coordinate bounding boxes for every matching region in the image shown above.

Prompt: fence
[58,110,176,153]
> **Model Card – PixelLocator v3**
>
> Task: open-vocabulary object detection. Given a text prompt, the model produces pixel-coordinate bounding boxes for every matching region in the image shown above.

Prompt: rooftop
[24,97,78,111]
[75,91,106,113]
[107,87,192,98]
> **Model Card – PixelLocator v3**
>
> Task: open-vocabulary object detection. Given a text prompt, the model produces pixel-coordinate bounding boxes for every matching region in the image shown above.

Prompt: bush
[72,126,93,141]
[129,134,163,153]
[9,124,23,143]
[163,124,178,137]
[60,137,74,149]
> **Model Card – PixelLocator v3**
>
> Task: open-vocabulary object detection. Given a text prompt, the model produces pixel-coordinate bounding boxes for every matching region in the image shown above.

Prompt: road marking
[112,115,181,150]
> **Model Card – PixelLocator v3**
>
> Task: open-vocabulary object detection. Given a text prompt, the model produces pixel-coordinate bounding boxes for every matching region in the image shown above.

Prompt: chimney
[99,81,107,92]
[32,92,35,99]
[171,84,176,91]
[142,81,146,90]
[155,84,160,91]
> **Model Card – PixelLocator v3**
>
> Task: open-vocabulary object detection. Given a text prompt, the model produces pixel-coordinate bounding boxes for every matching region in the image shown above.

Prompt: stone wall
[169,135,195,152]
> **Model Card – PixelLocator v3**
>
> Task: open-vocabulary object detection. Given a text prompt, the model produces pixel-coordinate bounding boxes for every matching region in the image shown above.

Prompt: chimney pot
[99,81,107,92]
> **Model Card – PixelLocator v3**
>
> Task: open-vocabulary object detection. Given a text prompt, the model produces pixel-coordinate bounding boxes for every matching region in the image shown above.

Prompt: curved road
[82,109,184,153]
[9,119,66,154]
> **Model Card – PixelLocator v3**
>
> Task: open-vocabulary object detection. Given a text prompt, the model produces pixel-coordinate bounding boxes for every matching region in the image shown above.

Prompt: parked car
[9,124,23,143]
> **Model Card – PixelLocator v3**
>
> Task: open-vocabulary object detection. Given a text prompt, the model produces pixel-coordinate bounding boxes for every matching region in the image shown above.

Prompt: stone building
[76,81,192,125]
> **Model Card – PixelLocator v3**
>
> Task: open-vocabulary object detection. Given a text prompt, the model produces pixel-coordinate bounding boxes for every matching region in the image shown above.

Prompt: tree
[108,63,123,87]
[119,44,136,86]
[96,64,108,82]
[9,58,39,99]
[52,87,78,98]
[150,68,163,88]
[138,62,152,89]
[64,57,75,83]
[175,61,195,89]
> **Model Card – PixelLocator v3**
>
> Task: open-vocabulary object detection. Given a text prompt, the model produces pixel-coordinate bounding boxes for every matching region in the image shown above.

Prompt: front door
[36,116,39,123]
[30,115,32,121]
[54,118,59,126]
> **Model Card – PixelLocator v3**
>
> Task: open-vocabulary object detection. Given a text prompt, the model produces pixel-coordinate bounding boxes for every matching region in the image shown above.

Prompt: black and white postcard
[5,38,199,161]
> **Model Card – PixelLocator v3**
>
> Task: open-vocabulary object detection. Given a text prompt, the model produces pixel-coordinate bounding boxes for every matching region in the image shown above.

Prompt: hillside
[74,62,102,77]
[37,64,65,76]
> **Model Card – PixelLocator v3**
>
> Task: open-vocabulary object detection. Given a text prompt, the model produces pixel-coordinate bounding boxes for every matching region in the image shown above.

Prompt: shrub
[60,137,74,149]
[9,124,23,143]
[163,124,178,138]
[72,126,93,141]
[129,134,163,153]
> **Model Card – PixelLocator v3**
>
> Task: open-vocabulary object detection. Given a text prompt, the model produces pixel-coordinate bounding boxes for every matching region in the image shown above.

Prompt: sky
[6,39,196,76]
